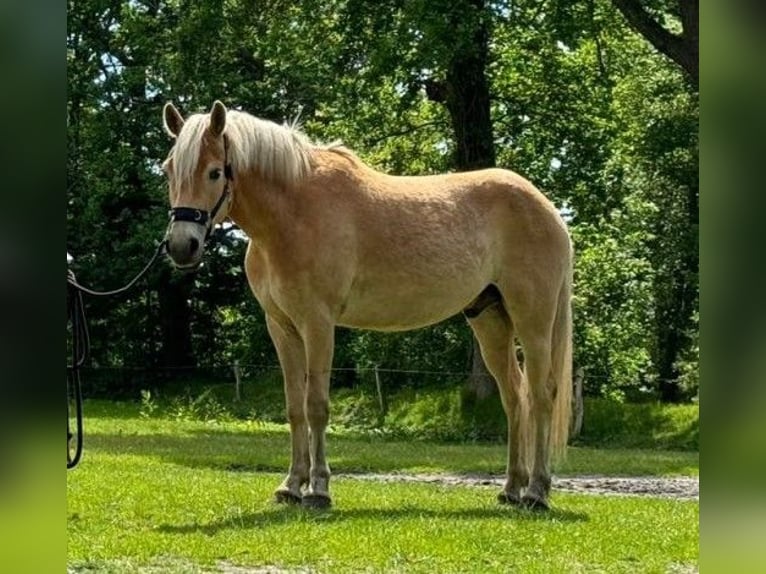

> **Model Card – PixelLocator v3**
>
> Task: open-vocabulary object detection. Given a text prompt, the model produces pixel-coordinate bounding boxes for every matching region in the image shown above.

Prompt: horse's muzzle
[166,221,206,270]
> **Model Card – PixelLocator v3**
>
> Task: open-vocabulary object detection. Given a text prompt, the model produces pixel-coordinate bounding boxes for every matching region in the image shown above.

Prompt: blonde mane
[172,110,318,187]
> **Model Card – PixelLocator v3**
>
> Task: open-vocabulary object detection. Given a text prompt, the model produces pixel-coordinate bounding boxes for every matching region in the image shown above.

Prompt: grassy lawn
[67,401,698,573]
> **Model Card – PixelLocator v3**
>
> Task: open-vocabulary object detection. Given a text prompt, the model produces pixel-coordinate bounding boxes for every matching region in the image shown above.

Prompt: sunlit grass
[80,400,698,478]
[68,401,698,573]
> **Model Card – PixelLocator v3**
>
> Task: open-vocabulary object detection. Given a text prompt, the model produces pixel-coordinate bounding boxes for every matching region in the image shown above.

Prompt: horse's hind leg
[466,304,528,506]
[515,315,557,510]
[299,318,335,509]
[266,315,309,504]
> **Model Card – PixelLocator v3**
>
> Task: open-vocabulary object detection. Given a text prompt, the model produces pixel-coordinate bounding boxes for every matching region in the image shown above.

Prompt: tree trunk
[655,177,698,402]
[571,367,585,437]
[656,312,682,402]
[157,270,195,368]
[469,336,496,399]
[612,0,698,85]
[437,0,497,398]
[443,6,496,171]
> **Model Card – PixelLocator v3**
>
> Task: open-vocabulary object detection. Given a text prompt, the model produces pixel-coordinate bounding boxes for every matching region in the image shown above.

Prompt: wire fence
[76,362,680,381]
[76,363,492,398]
[75,361,681,403]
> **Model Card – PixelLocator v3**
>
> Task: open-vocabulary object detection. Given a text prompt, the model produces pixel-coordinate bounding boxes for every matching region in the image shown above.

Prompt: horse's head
[161,100,233,270]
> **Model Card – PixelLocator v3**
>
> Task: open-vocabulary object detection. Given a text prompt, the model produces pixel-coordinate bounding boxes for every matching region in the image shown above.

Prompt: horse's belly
[337,306,461,332]
[336,281,482,331]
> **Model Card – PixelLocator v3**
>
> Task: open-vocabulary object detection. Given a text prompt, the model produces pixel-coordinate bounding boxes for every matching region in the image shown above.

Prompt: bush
[336,387,698,450]
[575,398,698,450]
[133,377,698,451]
[331,388,382,431]
[385,387,468,441]
[331,385,506,442]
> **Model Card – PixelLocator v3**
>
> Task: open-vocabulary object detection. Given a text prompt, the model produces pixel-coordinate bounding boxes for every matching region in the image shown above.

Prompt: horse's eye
[209,168,222,181]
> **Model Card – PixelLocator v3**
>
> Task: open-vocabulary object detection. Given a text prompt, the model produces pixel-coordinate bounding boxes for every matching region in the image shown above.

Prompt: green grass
[575,398,699,451]
[82,400,698,477]
[68,401,698,573]
[127,377,700,450]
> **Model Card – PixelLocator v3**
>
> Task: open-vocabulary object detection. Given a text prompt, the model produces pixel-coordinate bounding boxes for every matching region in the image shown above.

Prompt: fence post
[571,367,584,437]
[233,360,242,402]
[374,365,387,416]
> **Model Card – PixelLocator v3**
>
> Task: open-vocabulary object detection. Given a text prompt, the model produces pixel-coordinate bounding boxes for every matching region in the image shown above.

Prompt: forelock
[171,114,211,184]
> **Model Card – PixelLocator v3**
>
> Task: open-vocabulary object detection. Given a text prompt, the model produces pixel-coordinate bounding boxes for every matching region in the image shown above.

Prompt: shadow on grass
[80,400,144,421]
[86,424,698,478]
[86,429,293,474]
[157,504,589,535]
[87,428,498,476]
[88,425,700,479]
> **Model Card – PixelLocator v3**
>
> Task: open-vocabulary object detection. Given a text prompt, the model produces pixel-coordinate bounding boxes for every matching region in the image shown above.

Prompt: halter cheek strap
[168,137,234,239]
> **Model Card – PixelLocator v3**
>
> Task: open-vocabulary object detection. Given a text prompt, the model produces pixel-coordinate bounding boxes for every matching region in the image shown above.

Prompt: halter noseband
[168,136,234,239]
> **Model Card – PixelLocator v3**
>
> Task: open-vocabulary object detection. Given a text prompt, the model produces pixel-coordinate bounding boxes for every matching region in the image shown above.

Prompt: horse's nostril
[189,237,199,255]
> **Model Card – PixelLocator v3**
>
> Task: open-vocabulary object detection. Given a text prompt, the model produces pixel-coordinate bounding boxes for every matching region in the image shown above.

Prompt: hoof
[521,494,550,511]
[274,489,302,505]
[301,493,332,510]
[497,492,523,506]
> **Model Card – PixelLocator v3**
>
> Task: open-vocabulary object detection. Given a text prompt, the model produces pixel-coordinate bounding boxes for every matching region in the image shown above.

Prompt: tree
[611,0,698,84]
[67,0,698,403]
[417,0,498,398]
[605,2,699,400]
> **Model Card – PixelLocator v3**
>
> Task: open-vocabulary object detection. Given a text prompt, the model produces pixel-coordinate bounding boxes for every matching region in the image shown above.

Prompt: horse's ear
[209,100,227,137]
[163,102,184,138]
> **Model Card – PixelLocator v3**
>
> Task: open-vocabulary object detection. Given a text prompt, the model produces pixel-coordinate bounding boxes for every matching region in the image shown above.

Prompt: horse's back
[362,163,570,272]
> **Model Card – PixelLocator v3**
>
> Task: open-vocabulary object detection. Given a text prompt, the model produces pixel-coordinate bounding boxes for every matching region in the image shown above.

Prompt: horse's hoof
[497,492,523,506]
[521,494,550,511]
[301,493,332,510]
[274,489,302,505]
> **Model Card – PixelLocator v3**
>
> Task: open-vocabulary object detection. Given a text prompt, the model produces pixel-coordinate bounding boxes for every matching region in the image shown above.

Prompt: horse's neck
[229,174,290,245]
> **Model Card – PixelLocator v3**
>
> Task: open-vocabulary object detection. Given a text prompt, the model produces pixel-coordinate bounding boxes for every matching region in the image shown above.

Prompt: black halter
[168,136,234,239]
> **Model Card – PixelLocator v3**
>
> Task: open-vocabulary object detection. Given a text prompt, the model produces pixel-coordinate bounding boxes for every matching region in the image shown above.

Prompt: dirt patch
[337,472,698,500]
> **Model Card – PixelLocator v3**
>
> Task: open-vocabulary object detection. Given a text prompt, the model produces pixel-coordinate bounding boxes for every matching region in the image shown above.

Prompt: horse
[161,100,573,511]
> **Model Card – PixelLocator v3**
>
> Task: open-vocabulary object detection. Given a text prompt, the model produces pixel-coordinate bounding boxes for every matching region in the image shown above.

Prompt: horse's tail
[550,243,573,462]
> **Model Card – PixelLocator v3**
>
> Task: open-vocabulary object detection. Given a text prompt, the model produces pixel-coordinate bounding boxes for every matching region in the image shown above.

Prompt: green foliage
[575,398,699,450]
[67,0,698,402]
[605,41,699,400]
[385,388,468,441]
[378,391,698,450]
[329,387,383,430]
[138,389,158,419]
[129,379,698,451]
[458,388,509,441]
[343,317,472,384]
[571,203,656,398]
[164,388,233,423]
[139,386,233,422]
[375,386,507,442]
[674,311,699,399]
[80,399,699,476]
[135,374,287,424]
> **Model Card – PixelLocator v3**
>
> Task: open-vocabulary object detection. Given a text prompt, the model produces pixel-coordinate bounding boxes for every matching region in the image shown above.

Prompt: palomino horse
[161,101,573,510]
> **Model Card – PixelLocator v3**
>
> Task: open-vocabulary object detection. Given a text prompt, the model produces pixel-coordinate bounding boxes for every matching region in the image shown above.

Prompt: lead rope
[67,135,231,468]
[66,240,167,469]
[67,274,88,469]
[66,240,167,297]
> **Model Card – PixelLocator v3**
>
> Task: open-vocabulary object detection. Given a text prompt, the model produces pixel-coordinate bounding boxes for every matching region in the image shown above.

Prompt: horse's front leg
[266,315,309,504]
[300,319,334,509]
